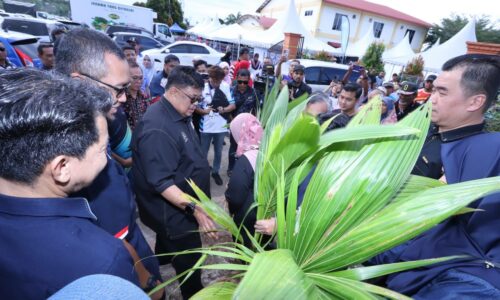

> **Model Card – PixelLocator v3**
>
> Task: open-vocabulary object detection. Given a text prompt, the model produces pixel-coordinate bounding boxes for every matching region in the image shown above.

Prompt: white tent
[241,0,340,53]
[418,19,476,72]
[206,23,263,44]
[345,28,376,58]
[189,17,223,37]
[187,18,210,35]
[382,33,415,62]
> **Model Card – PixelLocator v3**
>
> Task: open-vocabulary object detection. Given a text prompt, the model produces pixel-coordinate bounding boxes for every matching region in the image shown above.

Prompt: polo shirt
[231,86,258,116]
[199,82,234,133]
[0,194,138,299]
[412,123,486,179]
[149,71,167,97]
[132,97,211,239]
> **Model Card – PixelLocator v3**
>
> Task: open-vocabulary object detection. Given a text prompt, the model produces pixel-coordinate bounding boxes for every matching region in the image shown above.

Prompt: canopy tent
[205,23,264,44]
[344,28,376,58]
[382,32,415,62]
[240,0,341,53]
[187,18,212,35]
[384,20,477,72]
[194,16,223,38]
[170,23,186,34]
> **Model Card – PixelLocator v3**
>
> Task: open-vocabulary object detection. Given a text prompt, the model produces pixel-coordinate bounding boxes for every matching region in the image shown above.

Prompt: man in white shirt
[196,66,235,185]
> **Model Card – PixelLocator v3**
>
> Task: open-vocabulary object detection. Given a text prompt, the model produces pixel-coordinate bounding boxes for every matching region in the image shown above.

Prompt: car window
[168,44,190,53]
[140,37,161,50]
[157,24,171,36]
[320,67,347,85]
[191,45,209,54]
[304,67,321,85]
[2,19,49,36]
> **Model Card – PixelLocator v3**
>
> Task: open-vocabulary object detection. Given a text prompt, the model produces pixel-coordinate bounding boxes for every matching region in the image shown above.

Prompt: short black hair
[165,66,204,92]
[122,45,135,52]
[193,59,207,70]
[55,28,125,80]
[0,68,112,184]
[239,47,249,57]
[342,82,362,99]
[164,54,180,64]
[442,54,500,112]
[237,68,250,78]
[37,43,53,55]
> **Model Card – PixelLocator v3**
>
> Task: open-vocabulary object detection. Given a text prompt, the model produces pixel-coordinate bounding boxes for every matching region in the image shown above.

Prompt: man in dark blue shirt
[150,54,180,98]
[55,28,162,295]
[0,69,138,299]
[379,54,500,298]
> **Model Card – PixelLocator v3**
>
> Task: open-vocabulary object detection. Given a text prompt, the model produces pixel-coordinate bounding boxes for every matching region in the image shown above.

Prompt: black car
[111,32,165,52]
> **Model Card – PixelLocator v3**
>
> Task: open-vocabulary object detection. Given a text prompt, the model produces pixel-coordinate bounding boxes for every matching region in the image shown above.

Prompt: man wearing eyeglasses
[227,68,258,175]
[0,42,16,70]
[132,66,217,299]
[55,28,164,298]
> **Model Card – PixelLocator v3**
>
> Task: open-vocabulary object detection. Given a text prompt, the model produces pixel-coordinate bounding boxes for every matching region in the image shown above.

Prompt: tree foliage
[222,12,242,25]
[425,14,500,47]
[133,0,186,28]
[361,42,385,73]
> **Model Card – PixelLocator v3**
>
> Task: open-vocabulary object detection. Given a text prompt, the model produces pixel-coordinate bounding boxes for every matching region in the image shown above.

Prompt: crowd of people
[0,26,499,300]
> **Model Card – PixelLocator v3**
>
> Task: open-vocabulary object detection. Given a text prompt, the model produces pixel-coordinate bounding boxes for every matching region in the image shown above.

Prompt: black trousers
[228,134,237,172]
[155,231,203,299]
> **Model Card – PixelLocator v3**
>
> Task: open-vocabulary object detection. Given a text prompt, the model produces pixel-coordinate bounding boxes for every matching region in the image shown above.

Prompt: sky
[109,0,499,26]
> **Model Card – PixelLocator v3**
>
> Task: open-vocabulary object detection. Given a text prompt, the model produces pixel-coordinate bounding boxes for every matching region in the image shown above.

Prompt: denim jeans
[200,132,226,174]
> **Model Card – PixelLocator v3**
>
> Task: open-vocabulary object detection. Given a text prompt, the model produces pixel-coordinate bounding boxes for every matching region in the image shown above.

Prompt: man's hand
[194,207,218,240]
[255,218,276,235]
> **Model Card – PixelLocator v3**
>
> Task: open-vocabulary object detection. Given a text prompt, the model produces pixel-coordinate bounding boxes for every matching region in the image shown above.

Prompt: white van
[281,59,361,93]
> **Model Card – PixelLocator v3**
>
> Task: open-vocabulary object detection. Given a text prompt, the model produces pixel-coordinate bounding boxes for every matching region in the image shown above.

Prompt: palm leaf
[191,282,237,300]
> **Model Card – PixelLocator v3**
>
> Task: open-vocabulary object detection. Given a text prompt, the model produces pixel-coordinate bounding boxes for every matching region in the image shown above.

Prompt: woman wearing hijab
[225,113,263,245]
[381,96,397,124]
[219,61,232,86]
[140,55,156,97]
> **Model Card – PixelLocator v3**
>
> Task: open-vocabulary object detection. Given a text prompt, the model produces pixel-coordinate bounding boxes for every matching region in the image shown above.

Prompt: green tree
[425,14,500,47]
[223,12,242,25]
[361,42,385,73]
[133,0,186,28]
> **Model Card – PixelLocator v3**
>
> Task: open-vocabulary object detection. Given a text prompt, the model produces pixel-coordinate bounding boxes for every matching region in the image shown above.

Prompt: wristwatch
[185,202,196,215]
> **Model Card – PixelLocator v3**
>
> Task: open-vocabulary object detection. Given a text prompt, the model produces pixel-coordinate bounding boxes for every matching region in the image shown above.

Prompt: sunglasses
[80,73,130,99]
[176,87,203,104]
[0,47,5,52]
[237,80,249,85]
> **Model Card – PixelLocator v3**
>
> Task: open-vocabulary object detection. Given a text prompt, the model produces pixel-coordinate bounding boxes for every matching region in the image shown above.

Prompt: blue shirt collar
[0,194,97,220]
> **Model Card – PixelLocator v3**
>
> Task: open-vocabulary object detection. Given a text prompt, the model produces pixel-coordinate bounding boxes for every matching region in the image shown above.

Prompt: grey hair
[55,28,125,79]
[307,92,331,110]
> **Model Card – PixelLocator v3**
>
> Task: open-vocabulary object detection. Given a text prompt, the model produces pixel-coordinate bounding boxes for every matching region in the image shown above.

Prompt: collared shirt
[199,82,234,133]
[149,71,167,97]
[0,59,16,70]
[394,100,420,121]
[288,81,312,101]
[0,194,138,299]
[132,97,211,239]
[231,86,258,116]
[412,123,485,179]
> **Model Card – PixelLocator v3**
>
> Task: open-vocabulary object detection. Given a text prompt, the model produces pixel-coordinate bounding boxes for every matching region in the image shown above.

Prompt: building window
[304,10,313,16]
[332,13,347,31]
[373,21,384,38]
[406,29,416,44]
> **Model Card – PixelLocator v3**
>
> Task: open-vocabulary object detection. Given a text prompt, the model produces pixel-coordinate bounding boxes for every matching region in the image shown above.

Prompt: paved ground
[137,136,235,299]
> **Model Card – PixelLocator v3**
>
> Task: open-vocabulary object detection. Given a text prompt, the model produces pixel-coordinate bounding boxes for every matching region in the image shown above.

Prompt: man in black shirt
[287,64,312,101]
[395,81,420,120]
[132,66,217,299]
[319,83,362,131]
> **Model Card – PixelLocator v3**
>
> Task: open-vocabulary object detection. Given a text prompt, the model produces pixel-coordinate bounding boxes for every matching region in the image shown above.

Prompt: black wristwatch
[185,202,196,215]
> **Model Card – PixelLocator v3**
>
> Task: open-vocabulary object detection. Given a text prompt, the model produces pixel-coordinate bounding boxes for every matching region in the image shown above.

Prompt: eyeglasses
[0,47,5,52]
[131,75,143,81]
[176,87,203,104]
[237,80,249,85]
[80,73,130,99]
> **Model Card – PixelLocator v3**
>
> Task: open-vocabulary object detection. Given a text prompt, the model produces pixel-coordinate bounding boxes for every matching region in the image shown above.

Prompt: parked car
[281,59,361,93]
[105,24,174,45]
[142,41,225,71]
[1,17,65,42]
[0,29,41,67]
[112,32,165,52]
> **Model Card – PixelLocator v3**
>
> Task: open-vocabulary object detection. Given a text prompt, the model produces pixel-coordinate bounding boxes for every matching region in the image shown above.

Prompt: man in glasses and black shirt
[132,66,218,299]
[228,68,258,175]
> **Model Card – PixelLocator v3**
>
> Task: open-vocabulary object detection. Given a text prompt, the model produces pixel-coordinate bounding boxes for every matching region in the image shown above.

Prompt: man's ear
[467,93,487,112]
[49,155,71,185]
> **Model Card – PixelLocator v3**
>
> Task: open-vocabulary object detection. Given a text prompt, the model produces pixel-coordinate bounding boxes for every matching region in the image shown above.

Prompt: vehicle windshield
[2,19,49,36]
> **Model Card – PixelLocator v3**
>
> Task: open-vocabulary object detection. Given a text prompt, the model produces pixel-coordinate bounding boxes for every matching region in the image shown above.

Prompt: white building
[256,0,431,53]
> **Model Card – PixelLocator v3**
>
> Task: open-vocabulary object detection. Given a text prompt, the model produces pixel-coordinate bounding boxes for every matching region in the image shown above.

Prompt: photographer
[254,63,276,102]
[196,66,235,186]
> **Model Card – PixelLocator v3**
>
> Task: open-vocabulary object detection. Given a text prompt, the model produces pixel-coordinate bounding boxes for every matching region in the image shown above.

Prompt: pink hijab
[230,113,263,171]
